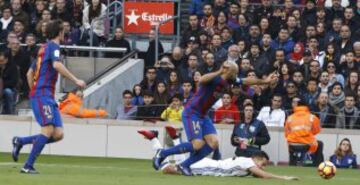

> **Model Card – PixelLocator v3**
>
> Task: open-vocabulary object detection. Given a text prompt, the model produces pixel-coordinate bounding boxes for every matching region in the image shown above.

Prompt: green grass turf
[0,153,358,185]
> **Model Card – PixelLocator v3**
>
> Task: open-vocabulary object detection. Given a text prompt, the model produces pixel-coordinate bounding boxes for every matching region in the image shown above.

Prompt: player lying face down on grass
[139,128,298,180]
[153,61,279,176]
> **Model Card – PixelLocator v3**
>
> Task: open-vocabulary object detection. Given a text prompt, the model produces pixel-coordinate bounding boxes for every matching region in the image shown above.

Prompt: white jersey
[190,157,256,177]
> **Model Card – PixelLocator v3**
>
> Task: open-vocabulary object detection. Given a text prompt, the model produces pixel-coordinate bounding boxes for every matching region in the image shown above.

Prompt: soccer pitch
[0,153,358,185]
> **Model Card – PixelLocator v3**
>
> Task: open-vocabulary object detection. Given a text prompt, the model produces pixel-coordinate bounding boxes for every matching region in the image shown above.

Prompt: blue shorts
[31,97,62,128]
[182,110,217,141]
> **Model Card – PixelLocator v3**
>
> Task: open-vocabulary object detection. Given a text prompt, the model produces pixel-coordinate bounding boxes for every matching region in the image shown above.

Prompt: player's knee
[208,140,219,150]
[192,140,205,151]
[53,132,64,141]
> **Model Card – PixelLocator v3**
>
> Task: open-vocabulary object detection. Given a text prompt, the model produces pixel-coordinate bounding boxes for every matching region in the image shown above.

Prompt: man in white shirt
[257,94,286,127]
[138,129,298,180]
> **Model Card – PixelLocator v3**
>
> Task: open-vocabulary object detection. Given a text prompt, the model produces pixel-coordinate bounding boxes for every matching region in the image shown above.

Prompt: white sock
[151,138,163,151]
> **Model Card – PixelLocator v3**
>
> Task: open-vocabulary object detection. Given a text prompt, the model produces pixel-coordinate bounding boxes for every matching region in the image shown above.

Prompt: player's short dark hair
[46,19,64,40]
[251,151,270,161]
[122,90,133,97]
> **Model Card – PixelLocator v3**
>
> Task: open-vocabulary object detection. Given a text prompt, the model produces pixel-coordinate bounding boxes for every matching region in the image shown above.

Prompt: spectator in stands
[30,0,46,33]
[136,90,161,122]
[227,2,240,30]
[337,25,353,55]
[329,82,345,112]
[304,78,320,106]
[285,98,324,166]
[154,56,175,83]
[82,0,107,47]
[246,25,261,44]
[239,0,253,24]
[181,80,193,104]
[23,34,39,61]
[336,94,360,129]
[283,81,300,111]
[344,70,359,95]
[327,62,345,86]
[62,20,80,47]
[214,92,240,124]
[154,81,169,113]
[221,27,234,50]
[11,0,29,28]
[0,6,13,42]
[115,90,137,120]
[105,26,131,58]
[293,70,307,96]
[257,94,286,127]
[357,85,360,108]
[271,28,295,57]
[131,84,144,106]
[8,37,30,98]
[330,138,358,169]
[272,49,287,72]
[213,11,228,36]
[200,3,215,34]
[319,71,331,93]
[253,0,273,24]
[12,20,25,43]
[308,37,325,68]
[213,0,228,16]
[305,60,321,81]
[249,43,270,77]
[199,52,218,75]
[289,42,305,65]
[260,33,275,62]
[170,46,185,68]
[226,44,240,64]
[41,9,52,22]
[311,92,337,128]
[0,51,18,114]
[233,14,249,43]
[354,42,360,63]
[52,0,73,24]
[258,17,270,36]
[287,16,301,42]
[209,34,227,64]
[179,53,198,82]
[144,29,164,68]
[59,90,107,118]
[323,43,340,67]
[238,58,251,78]
[140,67,157,93]
[189,0,209,17]
[279,63,293,88]
[327,0,344,22]
[198,31,210,51]
[340,51,359,79]
[72,0,84,28]
[181,14,203,47]
[237,39,249,59]
[167,70,182,97]
[231,103,270,157]
[325,18,342,44]
[161,94,183,123]
[36,20,48,43]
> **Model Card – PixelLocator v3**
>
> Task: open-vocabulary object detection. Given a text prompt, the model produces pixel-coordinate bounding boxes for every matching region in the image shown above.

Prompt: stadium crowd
[116,0,360,130]
[0,0,358,125]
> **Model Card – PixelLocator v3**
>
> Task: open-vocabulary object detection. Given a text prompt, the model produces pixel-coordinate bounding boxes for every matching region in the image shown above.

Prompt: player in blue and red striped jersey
[11,20,86,174]
[153,62,278,175]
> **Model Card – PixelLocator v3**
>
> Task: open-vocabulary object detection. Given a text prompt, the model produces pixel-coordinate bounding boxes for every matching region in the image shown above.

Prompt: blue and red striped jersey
[185,76,229,116]
[30,41,61,98]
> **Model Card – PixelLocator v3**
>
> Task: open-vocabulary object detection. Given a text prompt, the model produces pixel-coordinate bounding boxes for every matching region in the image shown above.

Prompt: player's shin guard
[24,134,49,168]
[181,144,213,168]
[160,142,194,158]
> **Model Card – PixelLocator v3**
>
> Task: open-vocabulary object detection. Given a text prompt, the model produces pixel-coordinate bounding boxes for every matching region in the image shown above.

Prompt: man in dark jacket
[105,26,131,58]
[311,92,337,128]
[0,51,19,114]
[231,104,270,157]
[136,91,161,122]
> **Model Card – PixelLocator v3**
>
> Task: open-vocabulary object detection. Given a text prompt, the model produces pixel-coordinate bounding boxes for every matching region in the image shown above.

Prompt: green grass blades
[0,153,359,185]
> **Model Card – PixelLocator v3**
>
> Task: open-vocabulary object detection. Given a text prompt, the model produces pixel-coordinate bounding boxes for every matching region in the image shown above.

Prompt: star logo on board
[126,10,140,26]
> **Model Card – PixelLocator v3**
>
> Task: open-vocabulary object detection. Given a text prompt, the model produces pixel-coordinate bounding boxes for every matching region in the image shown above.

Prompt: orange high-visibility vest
[59,93,107,118]
[285,106,321,153]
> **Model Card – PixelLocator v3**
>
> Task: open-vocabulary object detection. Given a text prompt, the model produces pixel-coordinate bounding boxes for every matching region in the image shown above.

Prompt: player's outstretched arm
[53,61,86,88]
[241,72,278,86]
[26,68,34,90]
[249,166,299,180]
[199,68,222,85]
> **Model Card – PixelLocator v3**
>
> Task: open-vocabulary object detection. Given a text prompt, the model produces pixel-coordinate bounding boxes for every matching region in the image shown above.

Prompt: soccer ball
[318,161,336,179]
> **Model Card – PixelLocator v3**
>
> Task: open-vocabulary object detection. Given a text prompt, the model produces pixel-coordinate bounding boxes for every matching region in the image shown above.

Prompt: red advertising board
[123,2,175,34]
